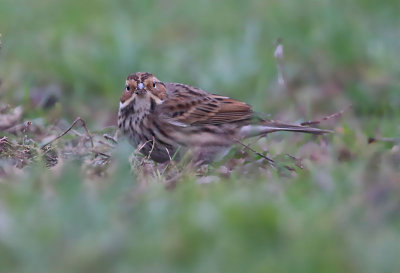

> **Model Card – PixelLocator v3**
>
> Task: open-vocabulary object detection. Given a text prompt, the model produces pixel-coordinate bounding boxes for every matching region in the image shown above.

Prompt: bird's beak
[135,82,146,95]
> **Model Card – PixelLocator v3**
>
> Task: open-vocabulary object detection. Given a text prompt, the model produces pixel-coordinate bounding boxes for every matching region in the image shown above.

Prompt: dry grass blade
[0,105,23,131]
[136,139,152,153]
[274,38,286,88]
[146,136,156,160]
[286,154,304,169]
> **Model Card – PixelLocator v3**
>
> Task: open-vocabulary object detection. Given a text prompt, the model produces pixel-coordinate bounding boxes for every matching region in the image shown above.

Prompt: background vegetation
[0,0,400,272]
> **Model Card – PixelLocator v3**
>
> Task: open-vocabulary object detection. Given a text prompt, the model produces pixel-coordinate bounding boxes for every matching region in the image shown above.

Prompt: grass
[0,0,400,272]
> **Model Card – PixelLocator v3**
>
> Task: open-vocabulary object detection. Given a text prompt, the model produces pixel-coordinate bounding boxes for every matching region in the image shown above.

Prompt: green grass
[1,140,400,273]
[1,0,400,272]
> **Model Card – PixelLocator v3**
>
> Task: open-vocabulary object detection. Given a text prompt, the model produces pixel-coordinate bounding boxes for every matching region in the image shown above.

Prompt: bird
[118,72,330,163]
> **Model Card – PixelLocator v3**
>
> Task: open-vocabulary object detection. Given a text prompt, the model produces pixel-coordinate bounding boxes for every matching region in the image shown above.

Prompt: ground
[0,0,400,272]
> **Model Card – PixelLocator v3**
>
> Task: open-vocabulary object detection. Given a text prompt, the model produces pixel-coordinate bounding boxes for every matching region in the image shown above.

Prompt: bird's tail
[239,120,332,138]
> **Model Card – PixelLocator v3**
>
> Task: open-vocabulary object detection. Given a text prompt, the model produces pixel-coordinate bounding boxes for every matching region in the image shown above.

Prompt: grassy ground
[1,0,400,272]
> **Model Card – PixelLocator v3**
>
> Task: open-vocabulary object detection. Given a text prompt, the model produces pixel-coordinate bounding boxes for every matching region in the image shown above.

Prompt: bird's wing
[158,83,253,126]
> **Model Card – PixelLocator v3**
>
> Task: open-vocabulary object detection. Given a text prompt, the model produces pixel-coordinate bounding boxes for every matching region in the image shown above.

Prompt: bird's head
[120,72,167,108]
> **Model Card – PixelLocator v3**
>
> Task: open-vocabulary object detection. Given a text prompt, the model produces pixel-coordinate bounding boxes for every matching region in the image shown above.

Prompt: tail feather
[239,120,332,138]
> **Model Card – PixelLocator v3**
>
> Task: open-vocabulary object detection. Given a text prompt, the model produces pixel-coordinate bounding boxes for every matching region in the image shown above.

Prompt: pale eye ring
[125,85,130,91]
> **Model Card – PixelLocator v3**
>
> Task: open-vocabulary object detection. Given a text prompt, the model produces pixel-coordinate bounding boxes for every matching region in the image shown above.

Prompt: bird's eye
[125,85,130,91]
[153,82,156,88]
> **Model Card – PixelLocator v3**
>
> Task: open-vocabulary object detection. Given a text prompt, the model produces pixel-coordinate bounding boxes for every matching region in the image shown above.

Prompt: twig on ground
[368,137,400,144]
[104,133,118,144]
[98,140,115,148]
[301,105,352,126]
[234,138,276,167]
[93,151,112,158]
[41,117,94,149]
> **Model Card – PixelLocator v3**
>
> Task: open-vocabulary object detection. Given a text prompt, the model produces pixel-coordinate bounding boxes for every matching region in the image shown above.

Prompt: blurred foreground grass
[1,136,400,273]
[1,0,400,272]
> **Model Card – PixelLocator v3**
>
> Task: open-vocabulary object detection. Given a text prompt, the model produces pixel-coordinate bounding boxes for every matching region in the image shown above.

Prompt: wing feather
[159,83,253,126]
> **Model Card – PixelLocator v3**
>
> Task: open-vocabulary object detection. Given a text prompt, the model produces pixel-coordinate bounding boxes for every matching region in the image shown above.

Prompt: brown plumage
[118,72,330,163]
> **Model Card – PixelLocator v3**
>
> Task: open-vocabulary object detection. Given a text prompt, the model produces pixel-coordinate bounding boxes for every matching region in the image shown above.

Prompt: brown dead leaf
[0,106,23,131]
